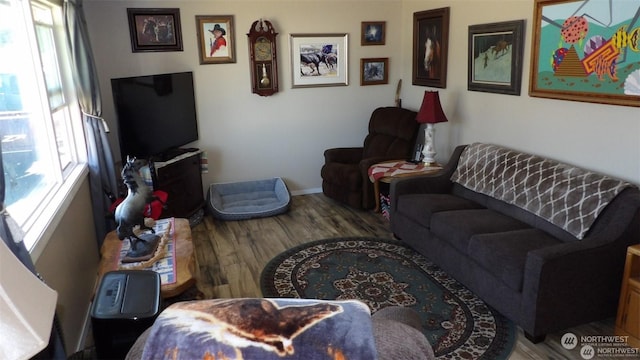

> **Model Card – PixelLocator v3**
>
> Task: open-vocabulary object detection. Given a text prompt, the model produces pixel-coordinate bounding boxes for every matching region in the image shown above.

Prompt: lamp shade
[415,91,448,124]
[0,239,57,360]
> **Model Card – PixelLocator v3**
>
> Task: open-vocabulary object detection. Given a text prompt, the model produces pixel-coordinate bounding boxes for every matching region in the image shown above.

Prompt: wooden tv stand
[152,150,205,218]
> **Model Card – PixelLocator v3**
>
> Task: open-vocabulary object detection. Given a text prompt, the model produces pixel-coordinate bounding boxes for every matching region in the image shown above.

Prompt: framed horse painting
[290,33,349,88]
[413,7,450,88]
[127,8,183,52]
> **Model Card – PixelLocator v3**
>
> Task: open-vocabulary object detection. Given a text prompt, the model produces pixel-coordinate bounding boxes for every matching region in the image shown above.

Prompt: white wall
[401,0,639,185]
[86,0,406,194]
[35,178,99,354]
[85,0,640,197]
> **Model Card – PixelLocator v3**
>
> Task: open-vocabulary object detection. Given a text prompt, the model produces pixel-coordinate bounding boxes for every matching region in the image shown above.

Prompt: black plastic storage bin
[91,270,161,359]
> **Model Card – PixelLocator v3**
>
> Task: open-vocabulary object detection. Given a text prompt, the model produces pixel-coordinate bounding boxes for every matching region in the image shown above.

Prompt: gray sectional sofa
[390,143,640,341]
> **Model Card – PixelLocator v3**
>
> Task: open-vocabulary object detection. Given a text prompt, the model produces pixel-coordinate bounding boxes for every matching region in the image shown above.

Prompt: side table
[368,160,442,212]
[615,244,640,349]
[97,218,196,298]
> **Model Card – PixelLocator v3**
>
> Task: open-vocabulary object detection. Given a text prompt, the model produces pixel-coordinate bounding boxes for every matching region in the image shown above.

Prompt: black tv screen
[111,71,199,161]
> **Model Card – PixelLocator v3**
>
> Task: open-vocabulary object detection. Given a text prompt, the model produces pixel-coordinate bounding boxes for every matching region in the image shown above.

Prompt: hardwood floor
[190,193,620,359]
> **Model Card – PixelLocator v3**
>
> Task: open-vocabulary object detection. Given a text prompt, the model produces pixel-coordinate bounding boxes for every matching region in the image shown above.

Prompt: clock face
[254,38,272,61]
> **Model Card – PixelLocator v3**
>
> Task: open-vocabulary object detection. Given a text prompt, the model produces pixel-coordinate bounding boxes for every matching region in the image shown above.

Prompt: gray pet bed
[207,177,291,220]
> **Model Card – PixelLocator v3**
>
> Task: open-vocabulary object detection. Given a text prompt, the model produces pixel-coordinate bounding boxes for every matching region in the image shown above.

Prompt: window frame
[2,0,88,260]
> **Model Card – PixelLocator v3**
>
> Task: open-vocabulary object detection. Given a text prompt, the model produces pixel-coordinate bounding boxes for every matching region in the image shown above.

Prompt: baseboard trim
[76,301,93,352]
[77,276,100,352]
[291,188,322,196]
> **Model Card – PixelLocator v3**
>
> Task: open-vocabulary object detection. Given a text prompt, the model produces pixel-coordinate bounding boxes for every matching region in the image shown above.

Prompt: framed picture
[290,33,348,88]
[413,7,450,88]
[361,58,389,85]
[530,0,640,107]
[361,21,386,45]
[196,15,236,64]
[127,8,183,52]
[468,20,525,96]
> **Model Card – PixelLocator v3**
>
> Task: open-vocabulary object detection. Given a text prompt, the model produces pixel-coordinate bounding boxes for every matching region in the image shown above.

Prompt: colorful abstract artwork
[530,0,640,107]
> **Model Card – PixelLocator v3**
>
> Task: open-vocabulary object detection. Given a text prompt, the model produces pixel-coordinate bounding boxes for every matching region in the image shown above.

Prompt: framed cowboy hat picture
[196,15,236,64]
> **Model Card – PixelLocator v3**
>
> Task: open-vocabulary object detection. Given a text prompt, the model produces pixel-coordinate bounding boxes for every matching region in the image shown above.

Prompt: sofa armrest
[324,147,363,164]
[520,239,628,336]
[524,188,640,279]
[520,191,640,336]
[389,145,467,211]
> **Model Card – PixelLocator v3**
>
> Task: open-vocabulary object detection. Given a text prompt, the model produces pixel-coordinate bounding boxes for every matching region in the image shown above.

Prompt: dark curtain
[0,145,66,359]
[64,0,118,247]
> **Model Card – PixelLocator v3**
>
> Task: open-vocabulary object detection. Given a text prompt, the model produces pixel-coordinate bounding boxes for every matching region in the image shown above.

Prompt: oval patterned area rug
[260,237,516,359]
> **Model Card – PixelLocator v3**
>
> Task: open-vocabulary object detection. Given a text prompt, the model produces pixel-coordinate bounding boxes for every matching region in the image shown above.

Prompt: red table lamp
[416,91,448,165]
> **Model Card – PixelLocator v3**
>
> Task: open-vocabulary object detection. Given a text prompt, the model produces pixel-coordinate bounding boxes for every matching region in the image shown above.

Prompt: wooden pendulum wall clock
[247,19,278,96]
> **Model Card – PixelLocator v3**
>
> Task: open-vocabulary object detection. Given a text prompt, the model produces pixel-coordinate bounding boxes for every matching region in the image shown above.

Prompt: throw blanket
[141,298,378,360]
[451,143,631,239]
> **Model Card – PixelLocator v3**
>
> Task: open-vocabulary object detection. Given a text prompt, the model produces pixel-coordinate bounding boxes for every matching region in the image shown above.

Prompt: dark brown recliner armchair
[321,107,419,210]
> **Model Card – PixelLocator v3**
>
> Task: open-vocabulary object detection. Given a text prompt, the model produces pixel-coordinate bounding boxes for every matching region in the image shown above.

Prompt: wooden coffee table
[368,160,442,212]
[97,218,196,298]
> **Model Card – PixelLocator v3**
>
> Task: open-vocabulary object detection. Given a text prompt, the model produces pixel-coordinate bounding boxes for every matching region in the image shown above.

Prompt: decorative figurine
[115,156,160,262]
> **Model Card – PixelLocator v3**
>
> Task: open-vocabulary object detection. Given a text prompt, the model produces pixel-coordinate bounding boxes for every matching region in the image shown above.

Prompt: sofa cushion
[430,209,531,255]
[453,183,578,242]
[140,298,377,359]
[396,194,484,228]
[468,229,562,291]
[451,143,632,239]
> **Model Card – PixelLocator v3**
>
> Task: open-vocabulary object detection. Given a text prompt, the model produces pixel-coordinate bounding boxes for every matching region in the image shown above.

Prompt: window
[1,0,86,251]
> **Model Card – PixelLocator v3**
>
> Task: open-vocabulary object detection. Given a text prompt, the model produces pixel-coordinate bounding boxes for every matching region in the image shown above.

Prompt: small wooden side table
[97,218,196,298]
[616,244,640,349]
[368,160,442,212]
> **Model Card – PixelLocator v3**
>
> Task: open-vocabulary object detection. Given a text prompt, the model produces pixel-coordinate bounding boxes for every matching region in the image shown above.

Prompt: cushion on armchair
[138,298,377,359]
[321,107,419,209]
[126,301,435,360]
[371,306,435,360]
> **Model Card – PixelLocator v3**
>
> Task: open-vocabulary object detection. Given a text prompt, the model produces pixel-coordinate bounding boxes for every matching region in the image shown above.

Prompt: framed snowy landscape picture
[468,20,525,95]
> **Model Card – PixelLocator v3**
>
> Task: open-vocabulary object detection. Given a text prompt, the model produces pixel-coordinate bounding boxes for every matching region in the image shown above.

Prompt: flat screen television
[111,71,199,162]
